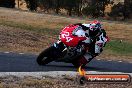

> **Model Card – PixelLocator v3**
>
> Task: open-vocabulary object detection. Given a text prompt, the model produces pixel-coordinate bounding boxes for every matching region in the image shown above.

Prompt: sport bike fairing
[60,25,87,47]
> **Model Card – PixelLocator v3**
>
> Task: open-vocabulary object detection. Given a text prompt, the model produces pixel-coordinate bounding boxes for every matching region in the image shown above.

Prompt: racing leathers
[72,23,108,65]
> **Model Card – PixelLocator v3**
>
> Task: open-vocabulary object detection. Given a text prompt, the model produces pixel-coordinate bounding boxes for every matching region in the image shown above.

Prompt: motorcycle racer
[62,20,109,66]
[37,20,109,67]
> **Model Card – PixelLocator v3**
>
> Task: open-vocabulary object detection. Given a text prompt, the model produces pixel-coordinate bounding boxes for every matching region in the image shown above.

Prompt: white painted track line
[19,53,24,55]
[4,52,10,54]
[108,60,112,61]
[97,59,101,60]
[118,61,123,62]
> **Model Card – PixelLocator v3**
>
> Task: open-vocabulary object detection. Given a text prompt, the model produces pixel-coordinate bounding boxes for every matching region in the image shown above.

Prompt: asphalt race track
[0,52,132,73]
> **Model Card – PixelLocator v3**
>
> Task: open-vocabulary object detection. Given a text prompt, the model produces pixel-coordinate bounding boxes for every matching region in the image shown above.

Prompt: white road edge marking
[118,61,123,62]
[97,59,101,60]
[0,71,131,78]
[108,60,112,61]
[19,53,24,55]
[4,52,10,54]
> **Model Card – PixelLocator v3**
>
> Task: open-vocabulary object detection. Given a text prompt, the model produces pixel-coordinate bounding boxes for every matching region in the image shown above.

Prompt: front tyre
[37,46,54,65]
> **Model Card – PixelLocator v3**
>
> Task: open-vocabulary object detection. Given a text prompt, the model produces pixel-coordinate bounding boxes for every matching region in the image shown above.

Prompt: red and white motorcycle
[37,25,95,67]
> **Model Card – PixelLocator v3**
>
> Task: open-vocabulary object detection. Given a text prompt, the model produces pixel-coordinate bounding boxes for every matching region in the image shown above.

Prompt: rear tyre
[37,46,54,65]
[72,61,81,68]
[72,56,89,68]
[72,60,88,68]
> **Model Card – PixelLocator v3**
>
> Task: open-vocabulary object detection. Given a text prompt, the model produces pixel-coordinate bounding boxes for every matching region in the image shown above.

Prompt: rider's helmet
[89,20,102,37]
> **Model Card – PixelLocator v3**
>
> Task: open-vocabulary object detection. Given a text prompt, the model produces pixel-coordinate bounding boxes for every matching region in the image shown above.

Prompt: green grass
[105,40,132,55]
[0,19,132,56]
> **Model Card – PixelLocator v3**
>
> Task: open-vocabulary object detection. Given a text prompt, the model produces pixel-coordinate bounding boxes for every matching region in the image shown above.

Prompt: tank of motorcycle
[60,25,86,47]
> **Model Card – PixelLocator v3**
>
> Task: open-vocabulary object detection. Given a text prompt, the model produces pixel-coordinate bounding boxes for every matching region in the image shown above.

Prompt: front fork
[53,40,78,62]
[53,40,67,57]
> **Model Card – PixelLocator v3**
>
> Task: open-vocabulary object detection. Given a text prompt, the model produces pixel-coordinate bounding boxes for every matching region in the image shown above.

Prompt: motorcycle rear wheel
[72,61,81,68]
[72,56,88,68]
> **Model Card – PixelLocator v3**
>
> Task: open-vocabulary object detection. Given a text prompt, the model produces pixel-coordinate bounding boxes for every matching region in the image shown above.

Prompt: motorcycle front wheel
[37,46,55,65]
